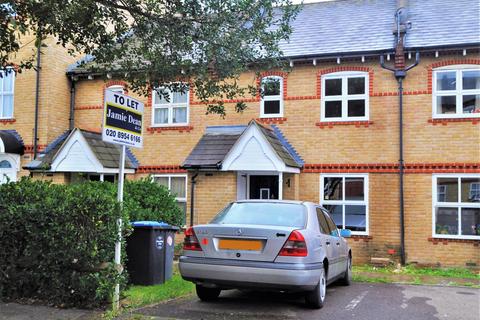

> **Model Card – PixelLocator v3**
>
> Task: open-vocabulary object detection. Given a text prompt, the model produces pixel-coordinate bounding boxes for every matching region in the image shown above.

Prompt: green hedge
[0,177,182,308]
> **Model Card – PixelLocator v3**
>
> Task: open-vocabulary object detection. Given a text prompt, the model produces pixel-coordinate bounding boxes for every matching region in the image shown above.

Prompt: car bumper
[179,256,322,291]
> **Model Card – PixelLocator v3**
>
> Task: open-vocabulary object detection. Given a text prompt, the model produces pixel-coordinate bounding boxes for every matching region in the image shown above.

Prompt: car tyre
[340,254,352,286]
[305,268,326,309]
[196,284,221,301]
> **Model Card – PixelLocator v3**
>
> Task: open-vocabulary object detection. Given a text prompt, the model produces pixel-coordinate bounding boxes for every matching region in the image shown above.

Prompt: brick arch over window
[257,71,289,99]
[104,80,128,93]
[426,59,480,94]
[317,66,374,97]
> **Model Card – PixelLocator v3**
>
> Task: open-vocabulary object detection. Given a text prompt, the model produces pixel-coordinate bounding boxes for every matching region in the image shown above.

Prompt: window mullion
[342,76,347,119]
[456,71,462,115]
[458,206,462,236]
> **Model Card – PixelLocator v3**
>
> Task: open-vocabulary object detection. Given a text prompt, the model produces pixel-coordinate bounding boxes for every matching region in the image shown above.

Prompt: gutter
[380,2,419,266]
[190,171,199,227]
[33,36,42,159]
[68,76,76,130]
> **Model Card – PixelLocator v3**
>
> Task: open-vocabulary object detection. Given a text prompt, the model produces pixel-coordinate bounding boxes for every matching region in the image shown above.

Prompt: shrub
[124,177,184,227]
[0,177,183,308]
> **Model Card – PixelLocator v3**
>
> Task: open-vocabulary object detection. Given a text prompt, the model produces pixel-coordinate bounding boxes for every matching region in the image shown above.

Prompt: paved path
[133,283,480,320]
[0,302,97,320]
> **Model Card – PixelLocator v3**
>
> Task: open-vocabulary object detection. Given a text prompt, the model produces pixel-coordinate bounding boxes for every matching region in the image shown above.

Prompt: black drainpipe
[190,171,199,226]
[68,76,76,130]
[33,36,42,159]
[380,8,419,265]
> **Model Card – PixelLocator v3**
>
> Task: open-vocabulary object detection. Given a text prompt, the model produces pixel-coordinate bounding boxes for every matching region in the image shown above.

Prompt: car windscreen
[210,202,306,228]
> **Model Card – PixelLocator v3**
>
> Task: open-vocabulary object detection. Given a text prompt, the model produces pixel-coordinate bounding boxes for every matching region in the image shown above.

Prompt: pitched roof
[279,0,479,59]
[24,129,138,171]
[182,121,303,170]
[67,0,479,74]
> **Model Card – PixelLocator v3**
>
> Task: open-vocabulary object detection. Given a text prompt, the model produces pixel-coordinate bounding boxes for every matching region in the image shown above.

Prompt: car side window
[322,209,339,237]
[316,207,330,234]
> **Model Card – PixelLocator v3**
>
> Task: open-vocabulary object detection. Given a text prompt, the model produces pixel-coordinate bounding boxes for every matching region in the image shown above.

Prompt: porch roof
[0,130,24,155]
[182,120,303,171]
[24,128,138,172]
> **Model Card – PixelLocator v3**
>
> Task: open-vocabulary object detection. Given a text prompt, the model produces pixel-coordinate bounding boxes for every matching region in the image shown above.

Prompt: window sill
[147,125,193,133]
[0,118,16,124]
[316,120,373,128]
[256,117,287,124]
[428,237,480,245]
[349,235,372,242]
[428,117,480,125]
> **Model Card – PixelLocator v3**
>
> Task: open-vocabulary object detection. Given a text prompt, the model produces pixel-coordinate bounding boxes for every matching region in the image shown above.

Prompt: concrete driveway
[134,283,479,320]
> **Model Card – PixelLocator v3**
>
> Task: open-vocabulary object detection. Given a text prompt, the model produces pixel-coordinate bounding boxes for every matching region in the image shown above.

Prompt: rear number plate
[218,239,262,251]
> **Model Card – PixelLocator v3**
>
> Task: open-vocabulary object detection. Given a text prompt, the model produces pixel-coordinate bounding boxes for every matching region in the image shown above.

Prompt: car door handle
[325,241,331,245]
[336,242,340,246]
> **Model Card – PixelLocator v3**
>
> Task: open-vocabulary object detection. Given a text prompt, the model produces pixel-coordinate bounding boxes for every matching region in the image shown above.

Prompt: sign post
[102,89,144,310]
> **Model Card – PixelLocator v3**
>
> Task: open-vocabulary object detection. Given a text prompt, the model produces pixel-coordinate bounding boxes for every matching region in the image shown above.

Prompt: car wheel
[340,255,352,286]
[305,268,326,309]
[196,284,221,301]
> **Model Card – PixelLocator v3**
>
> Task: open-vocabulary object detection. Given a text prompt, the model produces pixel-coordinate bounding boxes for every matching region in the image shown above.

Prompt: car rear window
[210,202,306,228]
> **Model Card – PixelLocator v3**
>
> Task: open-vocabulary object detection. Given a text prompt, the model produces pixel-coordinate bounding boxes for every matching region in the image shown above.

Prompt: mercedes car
[179,200,352,308]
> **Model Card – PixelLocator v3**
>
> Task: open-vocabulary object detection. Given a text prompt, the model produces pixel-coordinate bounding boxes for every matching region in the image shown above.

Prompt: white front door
[0,157,17,183]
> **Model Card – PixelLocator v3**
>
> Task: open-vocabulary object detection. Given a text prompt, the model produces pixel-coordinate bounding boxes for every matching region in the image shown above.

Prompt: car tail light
[183,227,202,251]
[279,230,308,257]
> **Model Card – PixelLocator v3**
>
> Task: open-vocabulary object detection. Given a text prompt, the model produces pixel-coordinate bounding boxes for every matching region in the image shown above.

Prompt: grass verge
[122,270,194,310]
[353,264,479,279]
[352,264,480,288]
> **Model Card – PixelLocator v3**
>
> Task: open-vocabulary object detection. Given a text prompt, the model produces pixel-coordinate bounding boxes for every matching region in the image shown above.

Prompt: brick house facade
[1,0,479,267]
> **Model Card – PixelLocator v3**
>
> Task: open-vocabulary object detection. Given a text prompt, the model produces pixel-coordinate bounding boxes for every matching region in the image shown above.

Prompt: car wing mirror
[340,229,352,238]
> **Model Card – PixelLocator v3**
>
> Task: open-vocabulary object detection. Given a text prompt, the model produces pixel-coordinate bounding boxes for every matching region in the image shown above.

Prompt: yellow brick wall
[2,35,77,178]
[73,55,479,168]
[15,51,479,267]
[404,174,480,267]
[189,172,237,226]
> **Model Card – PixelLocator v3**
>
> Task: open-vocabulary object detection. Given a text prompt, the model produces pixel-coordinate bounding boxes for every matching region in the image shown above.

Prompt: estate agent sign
[102,88,144,310]
[102,90,144,148]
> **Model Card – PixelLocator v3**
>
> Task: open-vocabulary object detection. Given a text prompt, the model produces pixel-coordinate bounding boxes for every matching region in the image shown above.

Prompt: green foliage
[124,178,184,227]
[0,177,183,308]
[0,178,125,307]
[353,264,479,279]
[1,0,299,116]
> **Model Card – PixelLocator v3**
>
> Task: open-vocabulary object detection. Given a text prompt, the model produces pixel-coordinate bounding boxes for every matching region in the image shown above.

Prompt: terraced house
[1,0,479,267]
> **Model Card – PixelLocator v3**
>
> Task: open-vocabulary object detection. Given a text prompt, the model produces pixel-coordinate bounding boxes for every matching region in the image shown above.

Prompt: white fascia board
[51,130,104,173]
[221,124,287,172]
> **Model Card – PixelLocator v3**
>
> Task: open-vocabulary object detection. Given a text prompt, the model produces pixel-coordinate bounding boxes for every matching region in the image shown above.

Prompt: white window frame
[432,65,480,119]
[320,173,369,235]
[151,86,189,127]
[432,174,480,240]
[0,68,15,119]
[321,71,369,122]
[260,76,284,118]
[107,85,125,94]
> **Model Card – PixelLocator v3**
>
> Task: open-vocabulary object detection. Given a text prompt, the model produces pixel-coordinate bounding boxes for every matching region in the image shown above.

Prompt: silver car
[179,200,352,308]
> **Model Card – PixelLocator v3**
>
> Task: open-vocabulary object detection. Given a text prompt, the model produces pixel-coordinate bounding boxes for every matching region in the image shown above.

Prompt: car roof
[234,199,316,206]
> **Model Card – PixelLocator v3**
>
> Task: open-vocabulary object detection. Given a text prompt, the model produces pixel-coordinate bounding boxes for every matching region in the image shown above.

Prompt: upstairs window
[0,69,15,119]
[152,86,189,126]
[433,175,480,239]
[321,72,369,121]
[433,66,480,118]
[107,85,125,94]
[261,76,283,118]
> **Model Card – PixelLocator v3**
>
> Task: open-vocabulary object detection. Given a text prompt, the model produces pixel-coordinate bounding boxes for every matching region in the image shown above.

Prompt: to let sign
[102,90,144,148]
